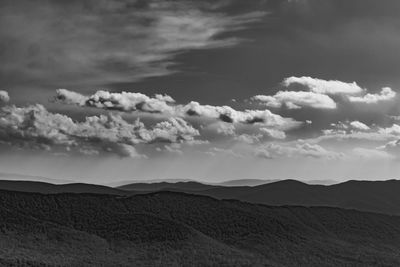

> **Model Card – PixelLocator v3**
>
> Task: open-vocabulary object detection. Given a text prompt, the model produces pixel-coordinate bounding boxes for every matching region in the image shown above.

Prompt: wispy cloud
[0,0,266,87]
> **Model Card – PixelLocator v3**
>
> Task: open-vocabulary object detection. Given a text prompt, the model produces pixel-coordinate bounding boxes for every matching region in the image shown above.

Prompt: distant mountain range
[1,178,400,215]
[110,178,338,187]
[116,179,400,215]
[118,181,217,192]
[1,190,400,266]
[0,172,76,184]
[0,180,126,195]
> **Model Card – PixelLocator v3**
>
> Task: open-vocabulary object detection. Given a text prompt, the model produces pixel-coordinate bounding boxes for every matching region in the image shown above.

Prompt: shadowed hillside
[1,190,400,266]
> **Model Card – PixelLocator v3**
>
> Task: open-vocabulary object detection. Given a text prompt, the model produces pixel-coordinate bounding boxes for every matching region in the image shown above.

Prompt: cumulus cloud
[378,124,400,135]
[349,121,370,131]
[282,76,364,95]
[260,128,286,139]
[0,104,199,157]
[348,87,396,103]
[56,89,302,130]
[252,77,397,112]
[56,89,176,114]
[215,122,236,136]
[182,101,300,129]
[255,142,342,159]
[0,90,10,104]
[252,76,396,111]
[315,123,400,143]
[329,121,371,132]
[253,90,337,109]
[281,76,395,106]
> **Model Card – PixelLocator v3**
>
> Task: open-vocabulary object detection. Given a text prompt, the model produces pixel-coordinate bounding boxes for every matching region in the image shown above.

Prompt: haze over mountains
[2,189,400,266]
[0,172,75,184]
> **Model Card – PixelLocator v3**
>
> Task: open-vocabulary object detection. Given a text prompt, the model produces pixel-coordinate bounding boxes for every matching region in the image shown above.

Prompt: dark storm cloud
[0,0,265,89]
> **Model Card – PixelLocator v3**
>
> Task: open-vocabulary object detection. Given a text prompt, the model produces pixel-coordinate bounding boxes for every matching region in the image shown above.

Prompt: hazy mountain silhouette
[189,179,400,215]
[107,178,193,187]
[215,179,278,186]
[0,180,128,195]
[117,179,400,215]
[1,190,400,266]
[304,179,338,185]
[118,181,218,192]
[0,172,75,184]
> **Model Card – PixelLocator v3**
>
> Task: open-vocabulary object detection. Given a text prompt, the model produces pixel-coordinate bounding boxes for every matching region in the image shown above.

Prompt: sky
[1,0,400,184]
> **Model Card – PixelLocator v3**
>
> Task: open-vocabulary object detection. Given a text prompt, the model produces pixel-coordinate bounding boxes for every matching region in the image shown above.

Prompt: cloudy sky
[1,0,400,184]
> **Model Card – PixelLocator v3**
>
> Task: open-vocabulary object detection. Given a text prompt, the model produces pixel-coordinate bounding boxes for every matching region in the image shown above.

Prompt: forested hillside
[1,190,400,266]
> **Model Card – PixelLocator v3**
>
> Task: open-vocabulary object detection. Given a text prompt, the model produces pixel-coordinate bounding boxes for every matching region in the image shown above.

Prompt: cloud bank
[0,101,199,157]
[3,73,400,162]
[55,89,302,130]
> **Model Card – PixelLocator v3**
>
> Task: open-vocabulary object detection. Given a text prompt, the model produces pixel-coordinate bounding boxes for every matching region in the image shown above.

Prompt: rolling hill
[1,190,400,266]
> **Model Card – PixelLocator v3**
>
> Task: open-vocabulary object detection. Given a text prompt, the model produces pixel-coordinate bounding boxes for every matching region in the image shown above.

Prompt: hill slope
[1,190,400,266]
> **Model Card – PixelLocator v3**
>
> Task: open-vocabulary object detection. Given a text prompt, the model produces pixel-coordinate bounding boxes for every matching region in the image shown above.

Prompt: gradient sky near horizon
[1,0,400,184]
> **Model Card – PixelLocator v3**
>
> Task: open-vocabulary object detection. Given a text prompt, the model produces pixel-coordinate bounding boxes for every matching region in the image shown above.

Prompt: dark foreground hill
[1,190,400,266]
